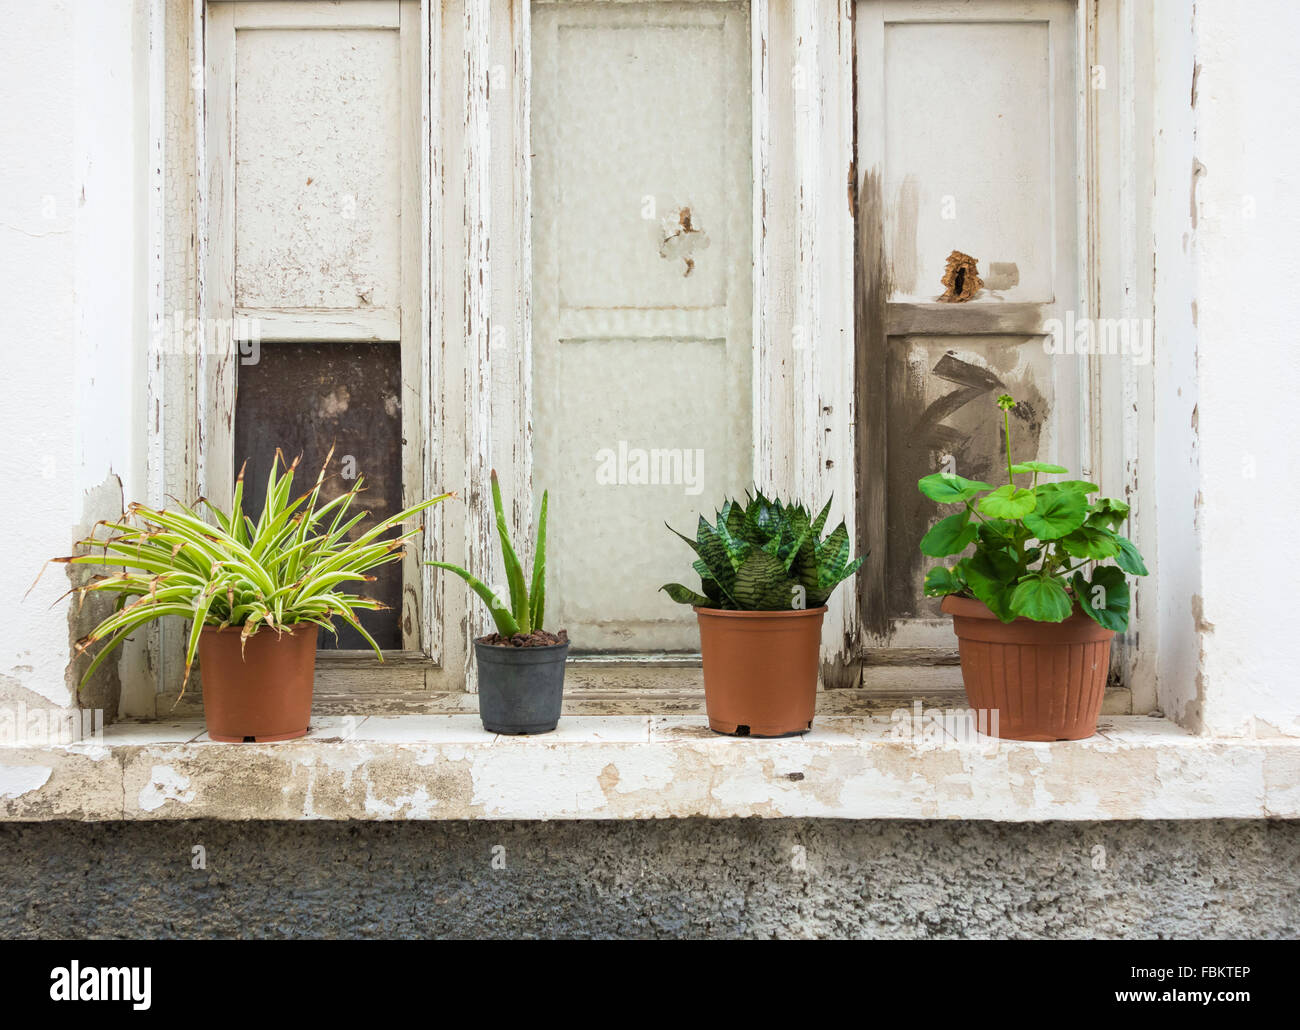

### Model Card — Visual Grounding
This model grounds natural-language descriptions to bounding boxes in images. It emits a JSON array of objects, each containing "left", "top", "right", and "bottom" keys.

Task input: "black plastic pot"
[{"left": 474, "top": 638, "right": 569, "bottom": 734}]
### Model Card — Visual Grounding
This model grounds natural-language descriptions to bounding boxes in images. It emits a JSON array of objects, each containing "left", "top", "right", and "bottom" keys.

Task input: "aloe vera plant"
[
  {"left": 428, "top": 470, "right": 549, "bottom": 637},
  {"left": 55, "top": 449, "right": 452, "bottom": 693},
  {"left": 661, "top": 493, "right": 866, "bottom": 611}
]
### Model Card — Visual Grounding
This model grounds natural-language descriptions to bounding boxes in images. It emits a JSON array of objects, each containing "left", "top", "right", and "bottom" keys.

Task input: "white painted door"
[
  {"left": 855, "top": 0, "right": 1084, "bottom": 648},
  {"left": 531, "top": 1, "right": 753, "bottom": 653}
]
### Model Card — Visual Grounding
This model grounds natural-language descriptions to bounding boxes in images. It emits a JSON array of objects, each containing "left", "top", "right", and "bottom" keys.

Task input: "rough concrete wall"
[{"left": 1, "top": 820, "right": 1295, "bottom": 939}]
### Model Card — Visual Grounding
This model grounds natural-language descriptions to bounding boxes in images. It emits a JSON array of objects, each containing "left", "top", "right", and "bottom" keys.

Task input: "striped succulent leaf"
[{"left": 662, "top": 492, "right": 867, "bottom": 611}]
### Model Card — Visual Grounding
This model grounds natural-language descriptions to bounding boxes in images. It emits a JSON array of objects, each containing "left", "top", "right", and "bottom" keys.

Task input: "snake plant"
[
  {"left": 428, "top": 470, "right": 548, "bottom": 637},
  {"left": 661, "top": 493, "right": 866, "bottom": 611},
  {"left": 54, "top": 449, "right": 452, "bottom": 693}
]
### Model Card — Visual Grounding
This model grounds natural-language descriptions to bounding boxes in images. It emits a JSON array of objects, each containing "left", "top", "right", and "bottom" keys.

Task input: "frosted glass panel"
[{"left": 532, "top": 2, "right": 753, "bottom": 652}]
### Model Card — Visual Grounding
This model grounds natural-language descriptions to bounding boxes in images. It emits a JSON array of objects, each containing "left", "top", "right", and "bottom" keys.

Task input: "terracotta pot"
[
  {"left": 695, "top": 606, "right": 826, "bottom": 737},
  {"left": 197, "top": 623, "right": 318, "bottom": 742},
  {"left": 942, "top": 595, "right": 1114, "bottom": 741}
]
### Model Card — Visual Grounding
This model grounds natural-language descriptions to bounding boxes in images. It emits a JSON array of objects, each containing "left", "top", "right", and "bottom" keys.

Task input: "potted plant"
[
  {"left": 661, "top": 494, "right": 865, "bottom": 737},
  {"left": 916, "top": 394, "right": 1149, "bottom": 741},
  {"left": 429, "top": 471, "right": 567, "bottom": 735},
  {"left": 57, "top": 451, "right": 451, "bottom": 741}
]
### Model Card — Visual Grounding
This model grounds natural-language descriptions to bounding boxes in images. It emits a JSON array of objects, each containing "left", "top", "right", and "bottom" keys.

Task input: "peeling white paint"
[
  {"left": 0, "top": 766, "right": 52, "bottom": 799},
  {"left": 137, "top": 764, "right": 194, "bottom": 811},
  {"left": 4, "top": 717, "right": 1299, "bottom": 823}
]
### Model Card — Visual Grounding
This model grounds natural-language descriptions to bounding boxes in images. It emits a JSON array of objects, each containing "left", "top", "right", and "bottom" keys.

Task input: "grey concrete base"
[{"left": 2, "top": 819, "right": 1296, "bottom": 939}]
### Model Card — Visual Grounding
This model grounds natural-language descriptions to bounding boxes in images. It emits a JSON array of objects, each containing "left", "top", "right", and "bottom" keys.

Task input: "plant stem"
[{"left": 1003, "top": 407, "right": 1014, "bottom": 484}]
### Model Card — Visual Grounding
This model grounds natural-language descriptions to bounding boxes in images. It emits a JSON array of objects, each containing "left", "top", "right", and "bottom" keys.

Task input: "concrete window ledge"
[{"left": 1, "top": 715, "right": 1297, "bottom": 822}]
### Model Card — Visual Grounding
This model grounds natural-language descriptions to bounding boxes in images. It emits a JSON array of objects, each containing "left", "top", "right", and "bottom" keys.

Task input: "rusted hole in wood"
[{"left": 939, "top": 250, "right": 983, "bottom": 302}]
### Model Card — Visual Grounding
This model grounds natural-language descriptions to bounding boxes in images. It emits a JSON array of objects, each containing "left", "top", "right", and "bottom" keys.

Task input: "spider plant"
[{"left": 54, "top": 449, "right": 452, "bottom": 694}]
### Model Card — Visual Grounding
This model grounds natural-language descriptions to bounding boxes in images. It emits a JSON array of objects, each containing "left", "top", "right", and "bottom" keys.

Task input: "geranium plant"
[{"left": 916, "top": 394, "right": 1147, "bottom": 630}]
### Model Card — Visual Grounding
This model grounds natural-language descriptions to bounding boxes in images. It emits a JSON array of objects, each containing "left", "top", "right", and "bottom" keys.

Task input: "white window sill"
[{"left": 2, "top": 714, "right": 1297, "bottom": 821}]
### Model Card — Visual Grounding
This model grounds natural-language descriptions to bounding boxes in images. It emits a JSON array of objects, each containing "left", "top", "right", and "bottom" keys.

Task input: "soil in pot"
[
  {"left": 942, "top": 594, "right": 1114, "bottom": 741},
  {"left": 197, "top": 623, "right": 318, "bottom": 742},
  {"left": 475, "top": 629, "right": 569, "bottom": 735},
  {"left": 695, "top": 606, "right": 826, "bottom": 737}
]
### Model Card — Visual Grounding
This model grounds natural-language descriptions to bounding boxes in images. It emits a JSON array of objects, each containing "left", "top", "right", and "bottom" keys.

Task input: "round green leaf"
[
  {"left": 1060, "top": 525, "right": 1121, "bottom": 560},
  {"left": 1023, "top": 484, "right": 1089, "bottom": 540},
  {"left": 1072, "top": 566, "right": 1131, "bottom": 632},
  {"left": 917, "top": 472, "right": 992, "bottom": 505},
  {"left": 960, "top": 550, "right": 1020, "bottom": 623},
  {"left": 1009, "top": 576, "right": 1073, "bottom": 622},
  {"left": 1057, "top": 480, "right": 1101, "bottom": 494},
  {"left": 919, "top": 512, "right": 978, "bottom": 557},
  {"left": 1010, "top": 461, "right": 1069, "bottom": 475},
  {"left": 978, "top": 484, "right": 1036, "bottom": 519},
  {"left": 923, "top": 566, "right": 962, "bottom": 597}
]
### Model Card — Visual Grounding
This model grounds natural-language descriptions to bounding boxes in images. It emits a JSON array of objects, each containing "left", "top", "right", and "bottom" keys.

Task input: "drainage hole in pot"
[
  {"left": 735, "top": 725, "right": 750, "bottom": 736},
  {"left": 243, "top": 736, "right": 256, "bottom": 743}
]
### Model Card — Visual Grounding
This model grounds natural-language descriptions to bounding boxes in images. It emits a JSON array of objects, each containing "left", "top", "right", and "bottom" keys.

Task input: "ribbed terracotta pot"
[
  {"left": 695, "top": 606, "right": 826, "bottom": 737},
  {"left": 942, "top": 595, "right": 1114, "bottom": 741},
  {"left": 197, "top": 623, "right": 318, "bottom": 742}
]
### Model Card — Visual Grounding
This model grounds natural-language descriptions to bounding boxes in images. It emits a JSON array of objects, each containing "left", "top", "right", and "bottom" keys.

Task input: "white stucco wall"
[
  {"left": 1189, "top": 0, "right": 1300, "bottom": 737},
  {"left": 0, "top": 0, "right": 148, "bottom": 711}
]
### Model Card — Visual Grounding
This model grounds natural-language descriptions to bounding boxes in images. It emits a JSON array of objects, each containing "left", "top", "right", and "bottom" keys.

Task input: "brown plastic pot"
[
  {"left": 942, "top": 595, "right": 1114, "bottom": 741},
  {"left": 197, "top": 623, "right": 318, "bottom": 742},
  {"left": 695, "top": 606, "right": 826, "bottom": 737}
]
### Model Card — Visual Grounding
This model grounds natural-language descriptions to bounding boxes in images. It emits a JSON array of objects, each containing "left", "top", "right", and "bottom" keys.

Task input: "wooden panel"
[
  {"left": 233, "top": 341, "right": 404, "bottom": 650},
  {"left": 233, "top": 23, "right": 403, "bottom": 311},
  {"left": 884, "top": 336, "right": 1054, "bottom": 620},
  {"left": 881, "top": 17, "right": 1057, "bottom": 301}
]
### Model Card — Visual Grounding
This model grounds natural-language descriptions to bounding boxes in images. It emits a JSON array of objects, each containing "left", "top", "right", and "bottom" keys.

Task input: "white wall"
[
  {"left": 1188, "top": 0, "right": 1300, "bottom": 736},
  {"left": 0, "top": 0, "right": 149, "bottom": 712}
]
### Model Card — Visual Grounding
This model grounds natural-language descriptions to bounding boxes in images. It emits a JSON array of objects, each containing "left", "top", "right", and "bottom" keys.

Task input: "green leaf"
[
  {"left": 1022, "top": 483, "right": 1089, "bottom": 540},
  {"left": 919, "top": 512, "right": 978, "bottom": 557},
  {"left": 529, "top": 490, "right": 549, "bottom": 630},
  {"left": 1009, "top": 576, "right": 1073, "bottom": 622},
  {"left": 1072, "top": 566, "right": 1131, "bottom": 632},
  {"left": 694, "top": 519, "right": 735, "bottom": 590},
  {"left": 923, "top": 566, "right": 962, "bottom": 597},
  {"left": 1057, "top": 480, "right": 1101, "bottom": 494},
  {"left": 1010, "top": 461, "right": 1069, "bottom": 475},
  {"left": 661, "top": 583, "right": 711, "bottom": 607},
  {"left": 733, "top": 551, "right": 797, "bottom": 610},
  {"left": 978, "top": 484, "right": 1036, "bottom": 519},
  {"left": 491, "top": 470, "right": 530, "bottom": 633},
  {"left": 917, "top": 472, "right": 993, "bottom": 505},
  {"left": 428, "top": 561, "right": 520, "bottom": 637},
  {"left": 976, "top": 519, "right": 1018, "bottom": 550},
  {"left": 1059, "top": 525, "right": 1121, "bottom": 560},
  {"left": 961, "top": 549, "right": 1020, "bottom": 622},
  {"left": 1087, "top": 496, "right": 1131, "bottom": 531},
  {"left": 1112, "top": 534, "right": 1149, "bottom": 576}
]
